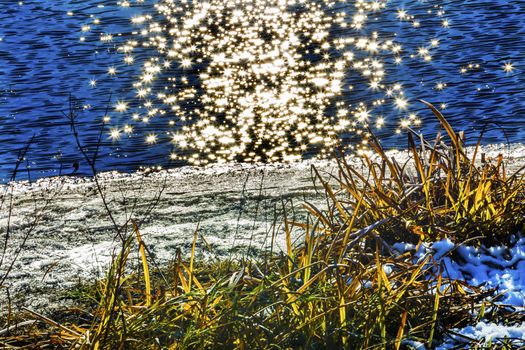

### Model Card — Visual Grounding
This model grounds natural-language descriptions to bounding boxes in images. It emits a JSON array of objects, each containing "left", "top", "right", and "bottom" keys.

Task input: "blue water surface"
[{"left": 0, "top": 0, "right": 524, "bottom": 182}]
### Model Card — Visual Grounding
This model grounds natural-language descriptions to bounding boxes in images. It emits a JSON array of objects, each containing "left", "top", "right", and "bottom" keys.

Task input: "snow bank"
[
  {"left": 437, "top": 321, "right": 525, "bottom": 349},
  {"left": 428, "top": 238, "right": 525, "bottom": 308}
]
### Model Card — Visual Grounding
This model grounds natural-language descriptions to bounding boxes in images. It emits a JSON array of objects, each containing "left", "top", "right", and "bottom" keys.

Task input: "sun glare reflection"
[{"left": 86, "top": 0, "right": 447, "bottom": 163}]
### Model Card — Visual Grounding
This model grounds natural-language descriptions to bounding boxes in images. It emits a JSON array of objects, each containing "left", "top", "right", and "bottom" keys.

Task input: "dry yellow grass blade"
[
  {"left": 283, "top": 208, "right": 294, "bottom": 275},
  {"left": 428, "top": 271, "right": 443, "bottom": 346},
  {"left": 21, "top": 307, "right": 82, "bottom": 339},
  {"left": 420, "top": 99, "right": 463, "bottom": 166},
  {"left": 339, "top": 294, "right": 348, "bottom": 346},
  {"left": 281, "top": 282, "right": 301, "bottom": 317},
  {"left": 376, "top": 247, "right": 392, "bottom": 293},
  {"left": 395, "top": 310, "right": 408, "bottom": 350},
  {"left": 312, "top": 166, "right": 350, "bottom": 223},
  {"left": 303, "top": 201, "right": 331, "bottom": 228},
  {"left": 189, "top": 223, "right": 199, "bottom": 292},
  {"left": 133, "top": 221, "right": 151, "bottom": 307},
  {"left": 182, "top": 263, "right": 205, "bottom": 292}
]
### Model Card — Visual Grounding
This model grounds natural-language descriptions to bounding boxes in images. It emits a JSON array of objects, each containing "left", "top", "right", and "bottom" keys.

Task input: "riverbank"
[
  {"left": 1, "top": 158, "right": 337, "bottom": 313},
  {"left": 1, "top": 143, "right": 524, "bottom": 313},
  {"left": 1, "top": 140, "right": 525, "bottom": 348}
]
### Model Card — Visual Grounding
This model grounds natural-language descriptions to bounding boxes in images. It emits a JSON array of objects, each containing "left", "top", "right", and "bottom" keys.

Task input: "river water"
[{"left": 1, "top": 0, "right": 524, "bottom": 182}]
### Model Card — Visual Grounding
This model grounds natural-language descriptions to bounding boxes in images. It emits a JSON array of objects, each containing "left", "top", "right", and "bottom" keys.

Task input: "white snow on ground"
[
  {"left": 0, "top": 157, "right": 342, "bottom": 312},
  {"left": 437, "top": 322, "right": 525, "bottom": 349},
  {"left": 432, "top": 238, "right": 525, "bottom": 348},
  {"left": 402, "top": 340, "right": 426, "bottom": 349},
  {"left": 394, "top": 237, "right": 525, "bottom": 348},
  {"left": 413, "top": 237, "right": 525, "bottom": 308}
]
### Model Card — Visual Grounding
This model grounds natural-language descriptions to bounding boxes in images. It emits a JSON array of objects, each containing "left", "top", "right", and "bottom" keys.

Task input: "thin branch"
[
  {"left": 65, "top": 94, "right": 124, "bottom": 241},
  {"left": 0, "top": 135, "right": 36, "bottom": 270}
]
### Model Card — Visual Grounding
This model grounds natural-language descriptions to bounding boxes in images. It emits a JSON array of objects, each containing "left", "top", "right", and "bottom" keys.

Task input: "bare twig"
[
  {"left": 0, "top": 135, "right": 36, "bottom": 271},
  {"left": 22, "top": 307, "right": 82, "bottom": 338},
  {"left": 64, "top": 93, "right": 124, "bottom": 242},
  {"left": 0, "top": 320, "right": 37, "bottom": 336}
]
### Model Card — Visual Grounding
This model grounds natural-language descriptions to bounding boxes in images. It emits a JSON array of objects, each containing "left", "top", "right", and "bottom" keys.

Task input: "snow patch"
[
  {"left": 437, "top": 321, "right": 525, "bottom": 349},
  {"left": 432, "top": 238, "right": 525, "bottom": 307}
]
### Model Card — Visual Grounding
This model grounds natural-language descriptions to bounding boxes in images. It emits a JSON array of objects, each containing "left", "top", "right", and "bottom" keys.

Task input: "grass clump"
[
  {"left": 3, "top": 225, "right": 487, "bottom": 349},
  {"left": 320, "top": 100, "right": 524, "bottom": 246},
  {"left": 1, "top": 102, "right": 524, "bottom": 349}
]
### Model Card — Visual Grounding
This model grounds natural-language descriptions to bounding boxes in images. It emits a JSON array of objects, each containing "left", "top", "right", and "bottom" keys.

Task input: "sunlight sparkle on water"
[
  {"left": 84, "top": 0, "right": 451, "bottom": 164},
  {"left": 503, "top": 62, "right": 515, "bottom": 73}
]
